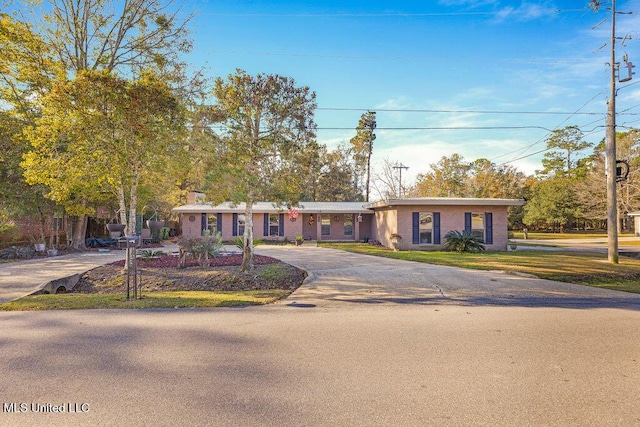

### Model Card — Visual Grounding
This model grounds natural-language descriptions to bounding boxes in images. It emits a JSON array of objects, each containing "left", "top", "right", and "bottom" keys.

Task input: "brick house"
[{"left": 172, "top": 195, "right": 524, "bottom": 251}]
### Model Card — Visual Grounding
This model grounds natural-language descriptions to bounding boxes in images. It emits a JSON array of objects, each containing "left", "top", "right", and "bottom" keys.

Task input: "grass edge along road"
[
  {"left": 0, "top": 290, "right": 291, "bottom": 311},
  {"left": 320, "top": 242, "right": 640, "bottom": 294}
]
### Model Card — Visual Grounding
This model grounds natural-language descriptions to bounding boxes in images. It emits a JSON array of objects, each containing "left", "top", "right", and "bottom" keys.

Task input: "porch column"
[
  {"left": 354, "top": 213, "right": 360, "bottom": 241},
  {"left": 316, "top": 213, "right": 323, "bottom": 241}
]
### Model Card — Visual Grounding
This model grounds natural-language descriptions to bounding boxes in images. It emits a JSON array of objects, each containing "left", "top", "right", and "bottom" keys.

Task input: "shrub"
[
  {"left": 159, "top": 227, "right": 171, "bottom": 241},
  {"left": 138, "top": 249, "right": 166, "bottom": 260},
  {"left": 443, "top": 230, "right": 485, "bottom": 253},
  {"left": 177, "top": 231, "right": 223, "bottom": 268},
  {"left": 232, "top": 236, "right": 264, "bottom": 251}
]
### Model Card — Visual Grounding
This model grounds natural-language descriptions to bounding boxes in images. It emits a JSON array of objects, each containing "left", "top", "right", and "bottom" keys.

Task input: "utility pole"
[
  {"left": 392, "top": 163, "right": 409, "bottom": 198},
  {"left": 606, "top": 0, "right": 619, "bottom": 264}
]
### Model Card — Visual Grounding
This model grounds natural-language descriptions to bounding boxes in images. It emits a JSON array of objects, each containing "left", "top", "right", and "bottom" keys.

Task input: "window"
[
  {"left": 413, "top": 212, "right": 441, "bottom": 245},
  {"left": 471, "top": 213, "right": 484, "bottom": 242},
  {"left": 321, "top": 215, "right": 331, "bottom": 236},
  {"left": 344, "top": 214, "right": 353, "bottom": 236},
  {"left": 419, "top": 212, "right": 433, "bottom": 244},
  {"left": 207, "top": 215, "right": 217, "bottom": 234},
  {"left": 269, "top": 214, "right": 279, "bottom": 237},
  {"left": 237, "top": 214, "right": 246, "bottom": 236}
]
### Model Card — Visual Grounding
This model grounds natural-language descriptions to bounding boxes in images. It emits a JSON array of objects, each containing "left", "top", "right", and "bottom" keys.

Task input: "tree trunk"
[
  {"left": 128, "top": 182, "right": 138, "bottom": 236},
  {"left": 71, "top": 214, "right": 88, "bottom": 249},
  {"left": 365, "top": 153, "right": 371, "bottom": 202},
  {"left": 117, "top": 186, "right": 128, "bottom": 229},
  {"left": 240, "top": 202, "right": 255, "bottom": 272}
]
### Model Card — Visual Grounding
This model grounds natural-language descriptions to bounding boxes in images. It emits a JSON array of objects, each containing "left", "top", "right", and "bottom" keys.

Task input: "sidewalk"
[{"left": 0, "top": 243, "right": 179, "bottom": 304}]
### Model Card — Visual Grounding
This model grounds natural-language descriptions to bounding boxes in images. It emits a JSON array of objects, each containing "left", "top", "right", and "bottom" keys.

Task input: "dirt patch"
[{"left": 74, "top": 254, "right": 307, "bottom": 294}]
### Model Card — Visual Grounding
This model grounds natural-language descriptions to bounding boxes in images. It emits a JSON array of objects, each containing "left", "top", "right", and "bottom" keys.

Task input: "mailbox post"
[{"left": 119, "top": 236, "right": 140, "bottom": 300}]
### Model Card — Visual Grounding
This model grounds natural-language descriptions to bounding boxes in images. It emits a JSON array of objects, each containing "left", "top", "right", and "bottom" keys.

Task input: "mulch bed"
[{"left": 74, "top": 254, "right": 307, "bottom": 294}]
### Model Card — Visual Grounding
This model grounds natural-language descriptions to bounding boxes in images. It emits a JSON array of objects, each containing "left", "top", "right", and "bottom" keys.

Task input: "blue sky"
[{"left": 182, "top": 0, "right": 640, "bottom": 183}]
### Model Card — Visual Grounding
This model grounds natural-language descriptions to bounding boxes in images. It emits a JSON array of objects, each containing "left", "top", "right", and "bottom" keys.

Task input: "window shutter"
[
  {"left": 263, "top": 213, "right": 269, "bottom": 236},
  {"left": 485, "top": 212, "right": 493, "bottom": 244},
  {"left": 279, "top": 213, "right": 285, "bottom": 236},
  {"left": 464, "top": 212, "right": 472, "bottom": 233},
  {"left": 433, "top": 212, "right": 441, "bottom": 244},
  {"left": 232, "top": 213, "right": 238, "bottom": 236},
  {"left": 412, "top": 212, "right": 419, "bottom": 244},
  {"left": 216, "top": 213, "right": 222, "bottom": 233},
  {"left": 201, "top": 213, "right": 207, "bottom": 235}
]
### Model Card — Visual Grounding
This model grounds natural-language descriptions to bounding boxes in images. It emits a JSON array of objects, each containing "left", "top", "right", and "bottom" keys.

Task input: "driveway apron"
[
  {"left": 0, "top": 251, "right": 127, "bottom": 303},
  {"left": 256, "top": 245, "right": 640, "bottom": 309}
]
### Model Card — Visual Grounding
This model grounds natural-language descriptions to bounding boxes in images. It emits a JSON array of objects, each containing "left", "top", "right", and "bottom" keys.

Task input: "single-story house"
[{"left": 172, "top": 194, "right": 524, "bottom": 251}]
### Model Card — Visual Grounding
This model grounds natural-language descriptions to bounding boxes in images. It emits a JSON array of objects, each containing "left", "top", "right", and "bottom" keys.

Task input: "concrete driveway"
[
  {"left": 2, "top": 246, "right": 640, "bottom": 426},
  {"left": 0, "top": 250, "right": 126, "bottom": 303},
  {"left": 256, "top": 245, "right": 640, "bottom": 310}
]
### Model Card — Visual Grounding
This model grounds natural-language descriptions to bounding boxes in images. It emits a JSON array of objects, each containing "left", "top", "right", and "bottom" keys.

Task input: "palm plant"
[{"left": 443, "top": 230, "right": 485, "bottom": 253}]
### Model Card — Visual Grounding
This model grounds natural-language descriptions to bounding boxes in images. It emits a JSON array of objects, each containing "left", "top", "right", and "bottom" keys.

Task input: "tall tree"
[
  {"left": 350, "top": 111, "right": 376, "bottom": 201},
  {"left": 314, "top": 143, "right": 361, "bottom": 201},
  {"left": 524, "top": 126, "right": 593, "bottom": 231},
  {"left": 538, "top": 126, "right": 592, "bottom": 179},
  {"left": 411, "top": 154, "right": 470, "bottom": 197},
  {"left": 523, "top": 178, "right": 581, "bottom": 232},
  {"left": 575, "top": 130, "right": 640, "bottom": 230},
  {"left": 371, "top": 158, "right": 404, "bottom": 200},
  {"left": 1, "top": 0, "right": 195, "bottom": 248},
  {"left": 206, "top": 69, "right": 317, "bottom": 271},
  {"left": 21, "top": 70, "right": 186, "bottom": 237}
]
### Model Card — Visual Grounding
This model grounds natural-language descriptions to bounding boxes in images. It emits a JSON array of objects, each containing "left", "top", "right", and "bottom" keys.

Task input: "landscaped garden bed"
[
  {"left": 75, "top": 254, "right": 305, "bottom": 294},
  {"left": 0, "top": 253, "right": 306, "bottom": 310}
]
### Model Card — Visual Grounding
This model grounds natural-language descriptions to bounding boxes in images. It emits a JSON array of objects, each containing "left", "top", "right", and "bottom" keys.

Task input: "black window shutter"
[
  {"left": 412, "top": 212, "right": 419, "bottom": 244},
  {"left": 232, "top": 213, "right": 238, "bottom": 236},
  {"left": 485, "top": 212, "right": 493, "bottom": 244},
  {"left": 201, "top": 213, "right": 207, "bottom": 235},
  {"left": 279, "top": 213, "right": 285, "bottom": 236},
  {"left": 263, "top": 213, "right": 269, "bottom": 236},
  {"left": 217, "top": 213, "right": 222, "bottom": 233},
  {"left": 464, "top": 212, "right": 472, "bottom": 233},
  {"left": 433, "top": 212, "right": 441, "bottom": 244}
]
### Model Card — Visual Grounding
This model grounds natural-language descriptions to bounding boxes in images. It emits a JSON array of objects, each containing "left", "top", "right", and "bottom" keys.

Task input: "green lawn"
[
  {"left": 320, "top": 242, "right": 640, "bottom": 294},
  {"left": 512, "top": 231, "right": 636, "bottom": 240},
  {"left": 0, "top": 290, "right": 290, "bottom": 311}
]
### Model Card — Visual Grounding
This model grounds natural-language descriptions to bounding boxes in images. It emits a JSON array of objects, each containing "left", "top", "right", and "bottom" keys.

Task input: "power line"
[
  {"left": 194, "top": 9, "right": 587, "bottom": 18},
  {"left": 317, "top": 107, "right": 612, "bottom": 116},
  {"left": 492, "top": 92, "right": 606, "bottom": 165},
  {"left": 316, "top": 126, "right": 554, "bottom": 131}
]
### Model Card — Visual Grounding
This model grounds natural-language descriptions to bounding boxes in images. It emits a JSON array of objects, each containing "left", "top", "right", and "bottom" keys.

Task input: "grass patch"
[
  {"left": 0, "top": 290, "right": 291, "bottom": 311},
  {"left": 511, "top": 231, "right": 636, "bottom": 240},
  {"left": 320, "top": 242, "right": 640, "bottom": 294}
]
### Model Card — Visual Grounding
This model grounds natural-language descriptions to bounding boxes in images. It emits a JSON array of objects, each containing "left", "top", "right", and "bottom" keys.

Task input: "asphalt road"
[{"left": 1, "top": 246, "right": 640, "bottom": 426}]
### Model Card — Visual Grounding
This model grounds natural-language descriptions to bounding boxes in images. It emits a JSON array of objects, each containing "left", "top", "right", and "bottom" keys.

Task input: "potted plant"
[
  {"left": 147, "top": 219, "right": 165, "bottom": 230},
  {"left": 106, "top": 222, "right": 125, "bottom": 233},
  {"left": 390, "top": 233, "right": 402, "bottom": 251},
  {"left": 18, "top": 214, "right": 49, "bottom": 252},
  {"left": 295, "top": 235, "right": 304, "bottom": 246}
]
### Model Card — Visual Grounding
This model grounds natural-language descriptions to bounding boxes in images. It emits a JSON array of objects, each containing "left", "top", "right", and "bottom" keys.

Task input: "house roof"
[
  {"left": 365, "top": 197, "right": 526, "bottom": 209},
  {"left": 172, "top": 201, "right": 373, "bottom": 214},
  {"left": 628, "top": 211, "right": 640, "bottom": 217}
]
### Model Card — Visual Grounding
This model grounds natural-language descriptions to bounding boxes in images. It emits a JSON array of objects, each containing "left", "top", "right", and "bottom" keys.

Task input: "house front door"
[{"left": 302, "top": 214, "right": 317, "bottom": 241}]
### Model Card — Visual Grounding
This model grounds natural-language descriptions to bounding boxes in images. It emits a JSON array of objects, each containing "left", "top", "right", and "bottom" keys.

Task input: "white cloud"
[{"left": 493, "top": 3, "right": 559, "bottom": 23}]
